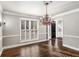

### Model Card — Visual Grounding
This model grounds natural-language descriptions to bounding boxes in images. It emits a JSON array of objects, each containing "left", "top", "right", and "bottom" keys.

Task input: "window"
[{"left": 20, "top": 18, "right": 39, "bottom": 42}]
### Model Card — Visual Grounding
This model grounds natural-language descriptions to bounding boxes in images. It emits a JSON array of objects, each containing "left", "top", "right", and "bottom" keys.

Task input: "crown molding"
[
  {"left": 2, "top": 10, "right": 41, "bottom": 19},
  {"left": 52, "top": 8, "right": 79, "bottom": 19},
  {"left": 52, "top": 1, "right": 79, "bottom": 18}
]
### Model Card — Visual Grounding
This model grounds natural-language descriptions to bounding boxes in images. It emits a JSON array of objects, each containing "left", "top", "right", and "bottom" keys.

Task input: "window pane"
[
  {"left": 31, "top": 21, "right": 34, "bottom": 29},
  {"left": 26, "top": 31, "right": 29, "bottom": 39},
  {"left": 35, "top": 31, "right": 37, "bottom": 38},
  {"left": 31, "top": 21, "right": 37, "bottom": 29},
  {"left": 35, "top": 21, "right": 37, "bottom": 29},
  {"left": 31, "top": 31, "right": 34, "bottom": 39},
  {"left": 21, "top": 31, "right": 25, "bottom": 40},
  {"left": 21, "top": 20, "right": 25, "bottom": 30},
  {"left": 26, "top": 21, "right": 29, "bottom": 29}
]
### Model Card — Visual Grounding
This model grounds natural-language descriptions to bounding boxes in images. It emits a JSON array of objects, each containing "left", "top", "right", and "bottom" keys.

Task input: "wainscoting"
[
  {"left": 2, "top": 39, "right": 79, "bottom": 57},
  {"left": 63, "top": 35, "right": 79, "bottom": 51},
  {"left": 1, "top": 39, "right": 70, "bottom": 57}
]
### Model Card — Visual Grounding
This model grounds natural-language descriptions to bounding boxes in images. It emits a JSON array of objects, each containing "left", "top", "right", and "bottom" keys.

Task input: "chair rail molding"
[{"left": 64, "top": 34, "right": 79, "bottom": 39}]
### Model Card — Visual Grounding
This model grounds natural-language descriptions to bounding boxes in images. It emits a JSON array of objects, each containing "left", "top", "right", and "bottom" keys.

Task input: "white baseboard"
[
  {"left": 63, "top": 44, "right": 79, "bottom": 51},
  {"left": 3, "top": 39, "right": 48, "bottom": 50},
  {"left": 0, "top": 49, "right": 3, "bottom": 56}
]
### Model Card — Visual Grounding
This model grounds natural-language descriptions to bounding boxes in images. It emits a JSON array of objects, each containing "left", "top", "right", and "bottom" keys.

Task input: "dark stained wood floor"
[{"left": 1, "top": 39, "right": 79, "bottom": 57}]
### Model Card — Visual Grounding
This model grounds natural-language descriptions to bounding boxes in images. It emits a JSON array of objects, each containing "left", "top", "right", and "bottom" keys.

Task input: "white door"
[{"left": 20, "top": 18, "right": 39, "bottom": 42}]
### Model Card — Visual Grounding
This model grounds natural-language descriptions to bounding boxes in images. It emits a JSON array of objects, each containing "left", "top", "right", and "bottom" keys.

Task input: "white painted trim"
[
  {"left": 39, "top": 33, "right": 46, "bottom": 34},
  {"left": 37, "top": 20, "right": 39, "bottom": 40},
  {"left": 0, "top": 5, "right": 3, "bottom": 56},
  {"left": 52, "top": 8, "right": 79, "bottom": 18},
  {"left": 3, "top": 11, "right": 40, "bottom": 19},
  {"left": 48, "top": 36, "right": 51, "bottom": 39},
  {"left": 20, "top": 18, "right": 38, "bottom": 21},
  {"left": 3, "top": 11, "right": 20, "bottom": 16},
  {"left": 0, "top": 49, "right": 3, "bottom": 56},
  {"left": 29, "top": 20, "right": 31, "bottom": 41},
  {"left": 64, "top": 35, "right": 79, "bottom": 39},
  {"left": 20, "top": 18, "right": 39, "bottom": 42},
  {"left": 3, "top": 39, "right": 48, "bottom": 50},
  {"left": 2, "top": 33, "right": 46, "bottom": 38},
  {"left": 3, "top": 35, "right": 20, "bottom": 38},
  {"left": 20, "top": 19, "right": 21, "bottom": 41},
  {"left": 25, "top": 20, "right": 26, "bottom": 42},
  {"left": 48, "top": 24, "right": 51, "bottom": 40},
  {"left": 63, "top": 44, "right": 79, "bottom": 51}
]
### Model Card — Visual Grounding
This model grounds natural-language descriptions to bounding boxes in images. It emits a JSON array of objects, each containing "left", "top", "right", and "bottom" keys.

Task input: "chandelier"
[
  {"left": 40, "top": 1, "right": 52, "bottom": 25},
  {"left": 40, "top": 1, "right": 52, "bottom": 39}
]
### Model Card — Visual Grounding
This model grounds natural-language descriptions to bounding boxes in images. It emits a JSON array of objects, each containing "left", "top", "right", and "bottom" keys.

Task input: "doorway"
[{"left": 51, "top": 21, "right": 56, "bottom": 39}]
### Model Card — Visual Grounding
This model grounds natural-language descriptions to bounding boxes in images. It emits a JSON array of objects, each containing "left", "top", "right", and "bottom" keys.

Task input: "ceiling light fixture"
[
  {"left": 40, "top": 1, "right": 52, "bottom": 39},
  {"left": 40, "top": 1, "right": 52, "bottom": 25}
]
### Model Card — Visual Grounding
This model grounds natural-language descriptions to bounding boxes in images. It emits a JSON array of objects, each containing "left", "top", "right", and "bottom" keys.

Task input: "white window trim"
[{"left": 20, "top": 18, "right": 39, "bottom": 42}]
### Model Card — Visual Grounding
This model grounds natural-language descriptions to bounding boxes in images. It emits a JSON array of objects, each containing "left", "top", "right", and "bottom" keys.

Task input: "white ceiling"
[{"left": 0, "top": 1, "right": 71, "bottom": 16}]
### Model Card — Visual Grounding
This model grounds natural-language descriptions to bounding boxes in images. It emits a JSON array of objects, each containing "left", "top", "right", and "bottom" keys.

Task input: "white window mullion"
[
  {"left": 25, "top": 20, "right": 26, "bottom": 40},
  {"left": 20, "top": 19, "right": 21, "bottom": 41},
  {"left": 34, "top": 21, "right": 35, "bottom": 40},
  {"left": 29, "top": 20, "right": 31, "bottom": 40},
  {"left": 37, "top": 21, "right": 39, "bottom": 40}
]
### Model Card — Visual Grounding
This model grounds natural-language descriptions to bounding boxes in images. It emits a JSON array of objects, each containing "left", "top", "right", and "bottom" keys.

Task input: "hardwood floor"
[{"left": 1, "top": 39, "right": 79, "bottom": 57}]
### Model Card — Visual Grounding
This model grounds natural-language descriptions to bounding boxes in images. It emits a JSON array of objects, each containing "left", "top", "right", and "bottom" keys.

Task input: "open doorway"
[
  {"left": 51, "top": 21, "right": 56, "bottom": 46},
  {"left": 51, "top": 21, "right": 56, "bottom": 39},
  {"left": 51, "top": 19, "right": 63, "bottom": 49}
]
